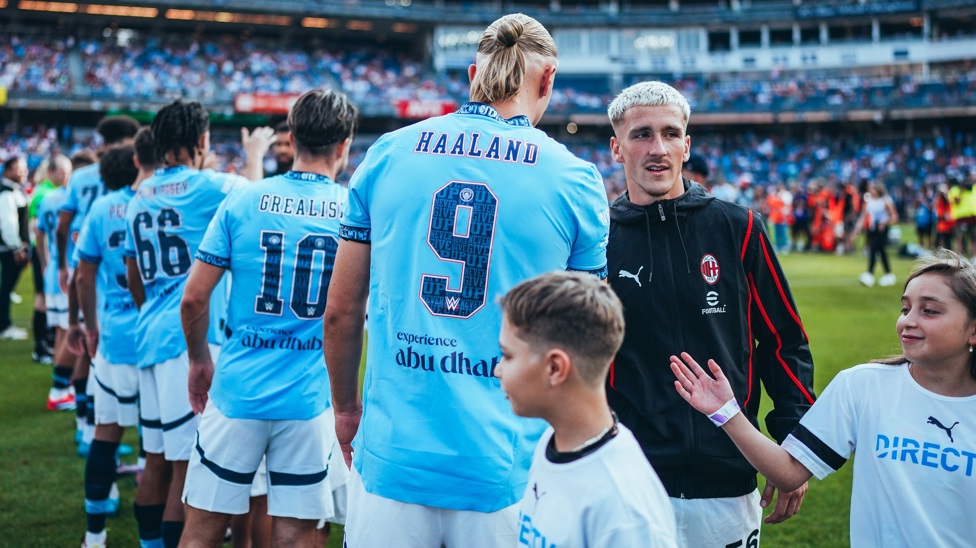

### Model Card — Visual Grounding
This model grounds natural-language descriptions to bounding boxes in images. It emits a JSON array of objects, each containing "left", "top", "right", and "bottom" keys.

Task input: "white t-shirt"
[
  {"left": 864, "top": 194, "right": 892, "bottom": 229},
  {"left": 782, "top": 362, "right": 976, "bottom": 547},
  {"left": 517, "top": 423, "right": 677, "bottom": 548}
]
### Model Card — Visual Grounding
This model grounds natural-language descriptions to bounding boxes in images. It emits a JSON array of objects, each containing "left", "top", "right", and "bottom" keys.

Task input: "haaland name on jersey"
[
  {"left": 257, "top": 193, "right": 342, "bottom": 219},
  {"left": 876, "top": 434, "right": 976, "bottom": 476},
  {"left": 414, "top": 130, "right": 540, "bottom": 165}
]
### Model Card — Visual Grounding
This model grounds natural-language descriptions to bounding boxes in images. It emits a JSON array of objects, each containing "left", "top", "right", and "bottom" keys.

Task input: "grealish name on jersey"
[
  {"left": 258, "top": 193, "right": 342, "bottom": 219},
  {"left": 414, "top": 130, "right": 540, "bottom": 165}
]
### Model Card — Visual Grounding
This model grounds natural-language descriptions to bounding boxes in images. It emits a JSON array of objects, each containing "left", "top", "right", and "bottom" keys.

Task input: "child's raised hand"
[{"left": 670, "top": 352, "right": 736, "bottom": 415}]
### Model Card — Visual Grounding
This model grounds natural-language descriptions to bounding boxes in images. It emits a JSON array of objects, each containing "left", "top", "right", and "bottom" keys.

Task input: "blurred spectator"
[
  {"left": 0, "top": 156, "right": 30, "bottom": 339},
  {"left": 682, "top": 154, "right": 710, "bottom": 187}
]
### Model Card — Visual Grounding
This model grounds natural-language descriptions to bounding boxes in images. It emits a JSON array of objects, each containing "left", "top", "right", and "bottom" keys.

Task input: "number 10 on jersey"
[{"left": 421, "top": 181, "right": 498, "bottom": 319}]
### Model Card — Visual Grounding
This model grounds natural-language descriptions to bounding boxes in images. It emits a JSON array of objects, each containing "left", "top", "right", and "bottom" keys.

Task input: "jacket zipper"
[{"left": 659, "top": 201, "right": 698, "bottom": 484}]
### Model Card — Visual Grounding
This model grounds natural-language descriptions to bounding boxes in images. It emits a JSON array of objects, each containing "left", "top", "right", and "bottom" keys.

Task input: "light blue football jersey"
[
  {"left": 341, "top": 102, "right": 610, "bottom": 512},
  {"left": 61, "top": 162, "right": 105, "bottom": 245},
  {"left": 75, "top": 188, "right": 140, "bottom": 366},
  {"left": 37, "top": 187, "right": 68, "bottom": 299},
  {"left": 123, "top": 165, "right": 247, "bottom": 367},
  {"left": 197, "top": 171, "right": 346, "bottom": 420}
]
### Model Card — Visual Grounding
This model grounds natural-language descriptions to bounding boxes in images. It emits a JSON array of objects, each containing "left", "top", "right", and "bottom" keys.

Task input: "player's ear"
[
  {"left": 546, "top": 348, "right": 572, "bottom": 387},
  {"left": 610, "top": 136, "right": 624, "bottom": 164},
  {"left": 468, "top": 63, "right": 477, "bottom": 84},
  {"left": 538, "top": 63, "right": 557, "bottom": 100}
]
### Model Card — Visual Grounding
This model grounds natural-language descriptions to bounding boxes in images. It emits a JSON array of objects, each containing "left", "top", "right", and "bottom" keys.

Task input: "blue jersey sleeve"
[
  {"left": 205, "top": 170, "right": 249, "bottom": 196},
  {"left": 197, "top": 197, "right": 233, "bottom": 269},
  {"left": 75, "top": 211, "right": 103, "bottom": 265},
  {"left": 61, "top": 179, "right": 80, "bottom": 214},
  {"left": 566, "top": 164, "right": 610, "bottom": 277},
  {"left": 341, "top": 137, "right": 392, "bottom": 243}
]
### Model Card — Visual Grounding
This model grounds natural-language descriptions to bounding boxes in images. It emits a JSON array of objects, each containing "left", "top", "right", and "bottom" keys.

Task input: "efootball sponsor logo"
[
  {"left": 700, "top": 254, "right": 720, "bottom": 285},
  {"left": 702, "top": 290, "right": 726, "bottom": 315}
]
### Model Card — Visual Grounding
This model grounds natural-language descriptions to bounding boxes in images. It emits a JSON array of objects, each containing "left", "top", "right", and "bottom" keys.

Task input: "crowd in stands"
[
  {"left": 4, "top": 123, "right": 973, "bottom": 225},
  {"left": 667, "top": 63, "right": 976, "bottom": 112},
  {"left": 0, "top": 35, "right": 71, "bottom": 95},
  {"left": 3, "top": 31, "right": 976, "bottom": 114}
]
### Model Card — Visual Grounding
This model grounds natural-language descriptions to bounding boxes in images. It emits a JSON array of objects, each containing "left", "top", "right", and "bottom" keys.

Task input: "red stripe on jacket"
[
  {"left": 748, "top": 268, "right": 816, "bottom": 405},
  {"left": 740, "top": 211, "right": 754, "bottom": 262},
  {"left": 758, "top": 232, "right": 809, "bottom": 341}
]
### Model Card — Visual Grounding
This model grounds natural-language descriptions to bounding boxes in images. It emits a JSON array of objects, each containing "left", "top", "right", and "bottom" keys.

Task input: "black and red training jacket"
[{"left": 607, "top": 180, "right": 816, "bottom": 499}]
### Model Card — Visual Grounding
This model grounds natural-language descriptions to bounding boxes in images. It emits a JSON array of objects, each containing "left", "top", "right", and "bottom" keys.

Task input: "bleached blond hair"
[{"left": 607, "top": 81, "right": 691, "bottom": 130}]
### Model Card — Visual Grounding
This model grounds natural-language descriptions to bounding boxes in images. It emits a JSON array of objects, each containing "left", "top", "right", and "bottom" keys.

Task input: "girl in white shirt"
[{"left": 671, "top": 248, "right": 976, "bottom": 547}]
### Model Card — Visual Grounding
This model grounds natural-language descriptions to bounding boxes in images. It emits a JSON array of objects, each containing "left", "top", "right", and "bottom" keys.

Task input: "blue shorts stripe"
[
  {"left": 95, "top": 375, "right": 138, "bottom": 404},
  {"left": 140, "top": 417, "right": 163, "bottom": 429},
  {"left": 194, "top": 433, "right": 256, "bottom": 485},
  {"left": 268, "top": 465, "right": 329, "bottom": 487},
  {"left": 161, "top": 411, "right": 196, "bottom": 432}
]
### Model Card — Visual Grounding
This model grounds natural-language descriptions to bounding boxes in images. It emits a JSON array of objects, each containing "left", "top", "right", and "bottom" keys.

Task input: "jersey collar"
[
  {"left": 154, "top": 165, "right": 192, "bottom": 176},
  {"left": 457, "top": 102, "right": 533, "bottom": 127},
  {"left": 283, "top": 171, "right": 334, "bottom": 184}
]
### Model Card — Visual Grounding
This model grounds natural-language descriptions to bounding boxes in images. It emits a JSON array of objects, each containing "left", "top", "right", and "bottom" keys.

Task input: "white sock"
[
  {"left": 83, "top": 423, "right": 95, "bottom": 445},
  {"left": 84, "top": 530, "right": 107, "bottom": 546}
]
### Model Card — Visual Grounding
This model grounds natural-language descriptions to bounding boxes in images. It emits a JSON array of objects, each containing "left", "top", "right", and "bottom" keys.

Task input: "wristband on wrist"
[{"left": 708, "top": 398, "right": 741, "bottom": 427}]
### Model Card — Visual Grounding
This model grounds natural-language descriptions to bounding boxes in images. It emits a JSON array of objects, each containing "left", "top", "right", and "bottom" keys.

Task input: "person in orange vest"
[{"left": 766, "top": 183, "right": 792, "bottom": 253}]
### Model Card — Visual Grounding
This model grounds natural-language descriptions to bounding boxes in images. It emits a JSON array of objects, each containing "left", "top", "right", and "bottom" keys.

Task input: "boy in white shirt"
[{"left": 496, "top": 271, "right": 678, "bottom": 547}]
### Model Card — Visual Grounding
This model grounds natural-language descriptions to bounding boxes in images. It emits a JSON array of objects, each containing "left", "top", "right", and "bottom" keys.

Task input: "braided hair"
[{"left": 151, "top": 100, "right": 209, "bottom": 167}]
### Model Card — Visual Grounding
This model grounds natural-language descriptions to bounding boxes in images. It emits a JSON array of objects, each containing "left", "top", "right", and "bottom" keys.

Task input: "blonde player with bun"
[{"left": 324, "top": 12, "right": 610, "bottom": 548}]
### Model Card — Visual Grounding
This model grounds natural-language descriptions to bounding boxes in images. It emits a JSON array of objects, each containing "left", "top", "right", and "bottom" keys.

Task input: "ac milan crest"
[{"left": 700, "top": 254, "right": 720, "bottom": 285}]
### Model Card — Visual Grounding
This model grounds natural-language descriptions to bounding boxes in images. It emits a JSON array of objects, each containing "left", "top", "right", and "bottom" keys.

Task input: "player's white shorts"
[
  {"left": 183, "top": 403, "right": 347, "bottom": 521},
  {"left": 44, "top": 291, "right": 68, "bottom": 330},
  {"left": 670, "top": 490, "right": 761, "bottom": 548},
  {"left": 139, "top": 347, "right": 218, "bottom": 461},
  {"left": 91, "top": 352, "right": 138, "bottom": 427},
  {"left": 343, "top": 467, "right": 517, "bottom": 547},
  {"left": 250, "top": 457, "right": 268, "bottom": 498}
]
